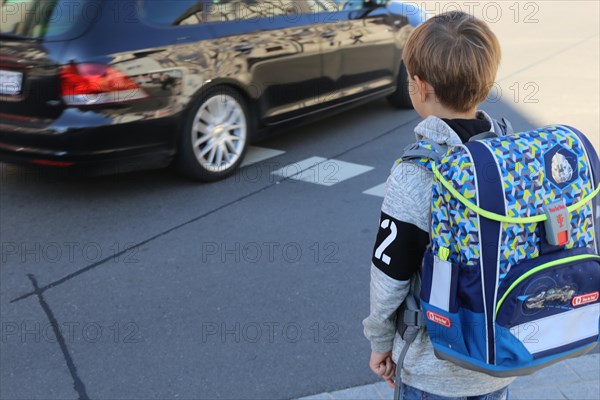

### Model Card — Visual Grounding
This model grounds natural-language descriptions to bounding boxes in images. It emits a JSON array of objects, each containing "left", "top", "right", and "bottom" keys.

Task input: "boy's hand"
[{"left": 369, "top": 351, "right": 396, "bottom": 388}]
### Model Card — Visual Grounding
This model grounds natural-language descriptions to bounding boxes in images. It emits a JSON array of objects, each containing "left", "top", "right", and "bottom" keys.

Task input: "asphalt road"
[
  {"left": 0, "top": 95, "right": 536, "bottom": 400},
  {"left": 1, "top": 2, "right": 599, "bottom": 399}
]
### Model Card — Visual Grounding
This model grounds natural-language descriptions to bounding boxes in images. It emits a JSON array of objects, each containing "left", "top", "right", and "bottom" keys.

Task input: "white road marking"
[
  {"left": 363, "top": 183, "right": 386, "bottom": 197},
  {"left": 271, "top": 157, "right": 374, "bottom": 186},
  {"left": 241, "top": 146, "right": 285, "bottom": 167}
]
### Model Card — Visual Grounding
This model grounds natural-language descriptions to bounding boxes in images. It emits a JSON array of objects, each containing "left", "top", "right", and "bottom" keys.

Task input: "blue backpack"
[{"left": 399, "top": 124, "right": 600, "bottom": 377}]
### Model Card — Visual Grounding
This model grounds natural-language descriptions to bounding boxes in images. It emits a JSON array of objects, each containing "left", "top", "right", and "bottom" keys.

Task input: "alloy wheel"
[{"left": 191, "top": 94, "right": 247, "bottom": 172}]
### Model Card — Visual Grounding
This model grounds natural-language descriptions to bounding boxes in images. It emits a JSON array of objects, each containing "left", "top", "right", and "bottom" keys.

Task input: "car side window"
[
  {"left": 138, "top": 0, "right": 385, "bottom": 27},
  {"left": 139, "top": 1, "right": 312, "bottom": 26},
  {"left": 138, "top": 1, "right": 205, "bottom": 26},
  {"left": 137, "top": 0, "right": 202, "bottom": 26},
  {"left": 218, "top": 1, "right": 309, "bottom": 21},
  {"left": 137, "top": 0, "right": 257, "bottom": 26},
  {"left": 337, "top": 0, "right": 365, "bottom": 11},
  {"left": 300, "top": 0, "right": 339, "bottom": 13},
  {"left": 300, "top": 0, "right": 366, "bottom": 14},
  {"left": 206, "top": 1, "right": 299, "bottom": 22}
]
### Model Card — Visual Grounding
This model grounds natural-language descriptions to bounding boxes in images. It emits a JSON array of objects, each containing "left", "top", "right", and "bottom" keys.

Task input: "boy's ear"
[{"left": 413, "top": 75, "right": 434, "bottom": 103}]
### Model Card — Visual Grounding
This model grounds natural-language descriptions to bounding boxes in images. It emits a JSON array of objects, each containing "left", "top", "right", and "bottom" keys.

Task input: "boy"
[{"left": 363, "top": 11, "right": 515, "bottom": 400}]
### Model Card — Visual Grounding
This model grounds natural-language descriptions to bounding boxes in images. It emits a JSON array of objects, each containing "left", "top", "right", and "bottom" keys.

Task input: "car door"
[
  {"left": 206, "top": 0, "right": 324, "bottom": 124},
  {"left": 315, "top": 0, "right": 399, "bottom": 103}
]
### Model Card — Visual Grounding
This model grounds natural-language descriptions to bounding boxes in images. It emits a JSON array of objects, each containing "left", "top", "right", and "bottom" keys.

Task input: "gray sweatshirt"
[{"left": 363, "top": 112, "right": 515, "bottom": 397}]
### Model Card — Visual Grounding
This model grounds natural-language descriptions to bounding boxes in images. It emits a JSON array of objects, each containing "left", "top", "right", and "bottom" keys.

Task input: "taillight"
[
  {"left": 60, "top": 63, "right": 148, "bottom": 106},
  {"left": 32, "top": 159, "right": 75, "bottom": 167}
]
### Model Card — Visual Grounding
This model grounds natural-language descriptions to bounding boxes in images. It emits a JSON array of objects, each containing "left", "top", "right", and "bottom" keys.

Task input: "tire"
[
  {"left": 176, "top": 87, "right": 251, "bottom": 181},
  {"left": 387, "top": 62, "right": 413, "bottom": 109}
]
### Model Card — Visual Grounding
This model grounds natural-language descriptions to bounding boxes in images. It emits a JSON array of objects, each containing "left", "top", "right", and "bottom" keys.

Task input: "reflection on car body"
[{"left": 0, "top": 0, "right": 425, "bottom": 180}]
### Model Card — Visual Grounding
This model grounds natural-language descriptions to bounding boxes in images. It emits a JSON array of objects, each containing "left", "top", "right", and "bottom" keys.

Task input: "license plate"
[{"left": 0, "top": 70, "right": 23, "bottom": 95}]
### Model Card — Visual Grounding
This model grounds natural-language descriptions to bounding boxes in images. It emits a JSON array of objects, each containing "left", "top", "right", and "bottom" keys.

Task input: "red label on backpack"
[
  {"left": 426, "top": 311, "right": 451, "bottom": 328},
  {"left": 572, "top": 291, "right": 599, "bottom": 307}
]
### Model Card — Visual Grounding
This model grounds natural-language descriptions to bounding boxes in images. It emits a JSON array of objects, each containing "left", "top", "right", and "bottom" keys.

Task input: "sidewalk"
[{"left": 299, "top": 353, "right": 599, "bottom": 400}]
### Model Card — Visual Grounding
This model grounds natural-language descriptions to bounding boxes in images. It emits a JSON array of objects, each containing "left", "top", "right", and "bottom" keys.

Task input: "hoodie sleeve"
[{"left": 363, "top": 161, "right": 432, "bottom": 353}]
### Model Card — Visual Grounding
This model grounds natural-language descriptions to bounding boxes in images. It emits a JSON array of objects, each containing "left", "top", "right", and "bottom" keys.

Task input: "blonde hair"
[{"left": 402, "top": 11, "right": 501, "bottom": 112}]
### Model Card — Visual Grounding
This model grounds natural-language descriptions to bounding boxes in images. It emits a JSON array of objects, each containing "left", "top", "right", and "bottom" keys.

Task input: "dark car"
[{"left": 0, "top": 0, "right": 424, "bottom": 181}]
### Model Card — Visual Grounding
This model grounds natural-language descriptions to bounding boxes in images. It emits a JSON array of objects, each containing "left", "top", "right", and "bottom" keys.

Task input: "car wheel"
[
  {"left": 176, "top": 87, "right": 250, "bottom": 181},
  {"left": 387, "top": 62, "right": 413, "bottom": 109}
]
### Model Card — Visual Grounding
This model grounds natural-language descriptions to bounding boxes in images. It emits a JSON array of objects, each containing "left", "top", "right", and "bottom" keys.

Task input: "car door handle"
[
  {"left": 132, "top": 49, "right": 166, "bottom": 58},
  {"left": 234, "top": 44, "right": 254, "bottom": 52}
]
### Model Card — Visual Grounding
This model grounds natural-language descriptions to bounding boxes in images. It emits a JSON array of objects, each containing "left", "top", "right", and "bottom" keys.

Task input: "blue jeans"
[{"left": 397, "top": 383, "right": 509, "bottom": 400}]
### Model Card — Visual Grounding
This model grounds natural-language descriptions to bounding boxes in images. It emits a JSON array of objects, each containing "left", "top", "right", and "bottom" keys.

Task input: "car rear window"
[{"left": 0, "top": 0, "right": 91, "bottom": 40}]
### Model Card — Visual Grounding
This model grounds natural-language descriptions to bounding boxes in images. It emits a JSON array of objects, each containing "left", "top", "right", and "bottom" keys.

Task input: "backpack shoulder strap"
[
  {"left": 399, "top": 117, "right": 512, "bottom": 164},
  {"left": 468, "top": 117, "right": 515, "bottom": 143},
  {"left": 398, "top": 139, "right": 448, "bottom": 170},
  {"left": 394, "top": 291, "right": 424, "bottom": 394},
  {"left": 493, "top": 117, "right": 514, "bottom": 136},
  {"left": 469, "top": 131, "right": 497, "bottom": 142}
]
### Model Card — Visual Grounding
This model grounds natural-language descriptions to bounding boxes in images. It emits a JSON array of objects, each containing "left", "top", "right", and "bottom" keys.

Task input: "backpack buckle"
[
  {"left": 403, "top": 309, "right": 424, "bottom": 328},
  {"left": 396, "top": 293, "right": 424, "bottom": 341}
]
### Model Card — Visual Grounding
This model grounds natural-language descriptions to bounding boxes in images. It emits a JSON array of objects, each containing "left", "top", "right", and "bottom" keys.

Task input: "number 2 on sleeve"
[{"left": 374, "top": 219, "right": 397, "bottom": 265}]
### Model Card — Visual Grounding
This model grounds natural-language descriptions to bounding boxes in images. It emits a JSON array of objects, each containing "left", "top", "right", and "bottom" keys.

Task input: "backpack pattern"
[
  {"left": 482, "top": 126, "right": 597, "bottom": 278},
  {"left": 431, "top": 147, "right": 480, "bottom": 266},
  {"left": 408, "top": 141, "right": 482, "bottom": 266},
  {"left": 417, "top": 125, "right": 600, "bottom": 377},
  {"left": 495, "top": 127, "right": 589, "bottom": 214}
]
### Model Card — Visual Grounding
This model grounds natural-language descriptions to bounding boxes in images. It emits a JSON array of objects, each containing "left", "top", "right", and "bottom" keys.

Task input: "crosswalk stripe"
[
  {"left": 363, "top": 182, "right": 386, "bottom": 197},
  {"left": 241, "top": 146, "right": 285, "bottom": 167},
  {"left": 271, "top": 157, "right": 374, "bottom": 186}
]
